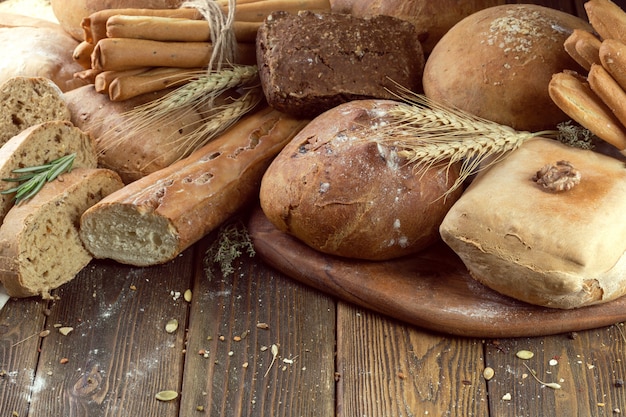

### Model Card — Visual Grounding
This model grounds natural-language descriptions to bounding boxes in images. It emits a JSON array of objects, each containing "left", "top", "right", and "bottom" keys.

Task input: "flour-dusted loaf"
[
  {"left": 0, "top": 168, "right": 124, "bottom": 298},
  {"left": 79, "top": 107, "right": 308, "bottom": 266},
  {"left": 260, "top": 99, "right": 464, "bottom": 261},
  {"left": 440, "top": 138, "right": 626, "bottom": 309},
  {"left": 0, "top": 76, "right": 71, "bottom": 147},
  {"left": 423, "top": 4, "right": 592, "bottom": 132},
  {"left": 256, "top": 11, "right": 425, "bottom": 119},
  {"left": 0, "top": 120, "right": 97, "bottom": 223}
]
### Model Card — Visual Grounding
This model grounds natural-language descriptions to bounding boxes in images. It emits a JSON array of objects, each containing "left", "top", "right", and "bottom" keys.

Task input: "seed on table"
[
  {"left": 483, "top": 367, "right": 495, "bottom": 380},
  {"left": 516, "top": 350, "right": 534, "bottom": 360}
]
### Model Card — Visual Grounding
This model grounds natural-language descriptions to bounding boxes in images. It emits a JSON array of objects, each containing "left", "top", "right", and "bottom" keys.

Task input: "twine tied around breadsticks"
[{"left": 97, "top": 0, "right": 264, "bottom": 168}]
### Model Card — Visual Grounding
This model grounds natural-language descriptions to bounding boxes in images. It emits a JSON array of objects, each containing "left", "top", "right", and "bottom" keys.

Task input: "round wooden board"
[{"left": 248, "top": 207, "right": 626, "bottom": 338}]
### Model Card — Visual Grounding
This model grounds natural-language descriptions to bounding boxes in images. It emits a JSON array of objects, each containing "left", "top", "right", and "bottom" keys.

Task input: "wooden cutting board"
[{"left": 248, "top": 207, "right": 626, "bottom": 338}]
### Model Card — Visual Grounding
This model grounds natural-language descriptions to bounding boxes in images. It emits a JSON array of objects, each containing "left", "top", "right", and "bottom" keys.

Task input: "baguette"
[
  {"left": 585, "top": 0, "right": 626, "bottom": 43},
  {"left": 599, "top": 39, "right": 626, "bottom": 92},
  {"left": 0, "top": 120, "right": 98, "bottom": 223},
  {"left": 0, "top": 76, "right": 70, "bottom": 147},
  {"left": 563, "top": 29, "right": 602, "bottom": 71},
  {"left": 588, "top": 63, "right": 626, "bottom": 129},
  {"left": 79, "top": 107, "right": 309, "bottom": 266},
  {"left": 0, "top": 168, "right": 124, "bottom": 298}
]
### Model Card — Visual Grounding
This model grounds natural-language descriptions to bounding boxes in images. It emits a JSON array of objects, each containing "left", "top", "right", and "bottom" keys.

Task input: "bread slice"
[
  {"left": 0, "top": 119, "right": 97, "bottom": 224},
  {"left": 0, "top": 168, "right": 124, "bottom": 298},
  {"left": 0, "top": 76, "right": 71, "bottom": 146}
]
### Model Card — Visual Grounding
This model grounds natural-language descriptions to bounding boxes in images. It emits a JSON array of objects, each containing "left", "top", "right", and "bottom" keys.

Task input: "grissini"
[
  {"left": 588, "top": 63, "right": 626, "bottom": 129},
  {"left": 79, "top": 106, "right": 309, "bottom": 266},
  {"left": 599, "top": 39, "right": 626, "bottom": 92},
  {"left": 106, "top": 15, "right": 261, "bottom": 43},
  {"left": 94, "top": 67, "right": 150, "bottom": 94},
  {"left": 563, "top": 29, "right": 601, "bottom": 71},
  {"left": 72, "top": 40, "right": 95, "bottom": 70},
  {"left": 548, "top": 70, "right": 626, "bottom": 151},
  {"left": 107, "top": 66, "right": 201, "bottom": 101},
  {"left": 584, "top": 0, "right": 626, "bottom": 44}
]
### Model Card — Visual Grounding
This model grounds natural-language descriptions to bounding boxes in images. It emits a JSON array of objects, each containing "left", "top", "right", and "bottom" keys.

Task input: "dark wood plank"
[
  {"left": 180, "top": 231, "right": 337, "bottom": 417},
  {"left": 24, "top": 248, "right": 196, "bottom": 417},
  {"left": 0, "top": 297, "right": 49, "bottom": 417},
  {"left": 485, "top": 324, "right": 626, "bottom": 416},
  {"left": 336, "top": 302, "right": 489, "bottom": 417}
]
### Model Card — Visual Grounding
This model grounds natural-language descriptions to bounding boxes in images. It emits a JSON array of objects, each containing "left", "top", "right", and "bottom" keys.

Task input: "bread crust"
[
  {"left": 440, "top": 138, "right": 626, "bottom": 309},
  {"left": 260, "top": 99, "right": 464, "bottom": 260},
  {"left": 79, "top": 106, "right": 308, "bottom": 266},
  {"left": 423, "top": 4, "right": 592, "bottom": 132}
]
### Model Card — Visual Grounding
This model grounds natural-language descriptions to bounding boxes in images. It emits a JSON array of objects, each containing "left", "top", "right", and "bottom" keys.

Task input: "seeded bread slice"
[
  {"left": 0, "top": 168, "right": 124, "bottom": 298},
  {"left": 0, "top": 76, "right": 71, "bottom": 146},
  {"left": 0, "top": 120, "right": 97, "bottom": 224}
]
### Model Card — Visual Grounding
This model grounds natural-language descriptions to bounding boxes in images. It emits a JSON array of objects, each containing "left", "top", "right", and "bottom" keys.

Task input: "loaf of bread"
[
  {"left": 329, "top": 0, "right": 504, "bottom": 54},
  {"left": 79, "top": 107, "right": 308, "bottom": 266},
  {"left": 0, "top": 76, "right": 71, "bottom": 147},
  {"left": 260, "top": 99, "right": 464, "bottom": 261},
  {"left": 423, "top": 4, "right": 592, "bottom": 132},
  {"left": 0, "top": 120, "right": 97, "bottom": 223},
  {"left": 64, "top": 85, "right": 204, "bottom": 183},
  {"left": 0, "top": 168, "right": 124, "bottom": 298},
  {"left": 440, "top": 138, "right": 626, "bottom": 309},
  {"left": 0, "top": 17, "right": 88, "bottom": 92},
  {"left": 256, "top": 11, "right": 424, "bottom": 119}
]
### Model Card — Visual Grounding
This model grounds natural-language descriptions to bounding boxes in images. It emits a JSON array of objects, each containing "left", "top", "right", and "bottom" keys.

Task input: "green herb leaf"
[{"left": 1, "top": 153, "right": 77, "bottom": 204}]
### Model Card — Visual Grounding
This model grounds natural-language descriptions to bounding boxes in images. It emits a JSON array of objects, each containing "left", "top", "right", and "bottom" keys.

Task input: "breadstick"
[
  {"left": 106, "top": 15, "right": 261, "bottom": 43},
  {"left": 599, "top": 39, "right": 626, "bottom": 92},
  {"left": 549, "top": 71, "right": 626, "bottom": 150},
  {"left": 91, "top": 38, "right": 213, "bottom": 71},
  {"left": 585, "top": 0, "right": 626, "bottom": 43},
  {"left": 72, "top": 41, "right": 95, "bottom": 70},
  {"left": 108, "top": 67, "right": 201, "bottom": 101},
  {"left": 73, "top": 68, "right": 101, "bottom": 84},
  {"left": 82, "top": 8, "right": 202, "bottom": 43},
  {"left": 563, "top": 29, "right": 601, "bottom": 71},
  {"left": 94, "top": 68, "right": 151, "bottom": 94},
  {"left": 588, "top": 63, "right": 626, "bottom": 129}
]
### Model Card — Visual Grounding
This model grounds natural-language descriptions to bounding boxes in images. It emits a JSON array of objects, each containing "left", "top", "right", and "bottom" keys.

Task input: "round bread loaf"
[
  {"left": 259, "top": 99, "right": 463, "bottom": 261},
  {"left": 329, "top": 0, "right": 505, "bottom": 54},
  {"left": 50, "top": 0, "right": 183, "bottom": 41},
  {"left": 423, "top": 4, "right": 592, "bottom": 132}
]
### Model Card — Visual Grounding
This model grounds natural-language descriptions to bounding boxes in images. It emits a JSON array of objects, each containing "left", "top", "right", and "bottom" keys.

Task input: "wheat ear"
[{"left": 380, "top": 88, "right": 557, "bottom": 194}]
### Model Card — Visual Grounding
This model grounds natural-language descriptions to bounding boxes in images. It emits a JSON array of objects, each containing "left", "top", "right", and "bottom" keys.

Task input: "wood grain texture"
[
  {"left": 336, "top": 302, "right": 489, "bottom": 417},
  {"left": 180, "top": 234, "right": 337, "bottom": 417},
  {"left": 24, "top": 250, "right": 195, "bottom": 417}
]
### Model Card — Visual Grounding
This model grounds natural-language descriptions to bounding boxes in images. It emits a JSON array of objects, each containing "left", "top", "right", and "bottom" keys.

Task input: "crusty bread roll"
[
  {"left": 260, "top": 99, "right": 463, "bottom": 261},
  {"left": 423, "top": 4, "right": 592, "bottom": 132},
  {"left": 0, "top": 76, "right": 70, "bottom": 147},
  {"left": 440, "top": 138, "right": 626, "bottom": 309},
  {"left": 0, "top": 120, "right": 98, "bottom": 224},
  {"left": 0, "top": 16, "right": 88, "bottom": 92},
  {"left": 0, "top": 168, "right": 124, "bottom": 298},
  {"left": 79, "top": 107, "right": 308, "bottom": 267},
  {"left": 329, "top": 0, "right": 504, "bottom": 54}
]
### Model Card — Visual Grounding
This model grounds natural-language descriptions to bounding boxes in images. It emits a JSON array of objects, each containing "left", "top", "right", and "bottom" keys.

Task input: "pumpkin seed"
[
  {"left": 59, "top": 327, "right": 74, "bottom": 336},
  {"left": 184, "top": 289, "right": 192, "bottom": 303},
  {"left": 515, "top": 350, "right": 534, "bottom": 360},
  {"left": 483, "top": 367, "right": 495, "bottom": 381},
  {"left": 165, "top": 319, "right": 179, "bottom": 334},
  {"left": 155, "top": 390, "right": 178, "bottom": 402}
]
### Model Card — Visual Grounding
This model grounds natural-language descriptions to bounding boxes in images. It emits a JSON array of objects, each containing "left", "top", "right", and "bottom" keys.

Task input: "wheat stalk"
[
  {"left": 98, "top": 64, "right": 261, "bottom": 165},
  {"left": 379, "top": 87, "right": 558, "bottom": 194}
]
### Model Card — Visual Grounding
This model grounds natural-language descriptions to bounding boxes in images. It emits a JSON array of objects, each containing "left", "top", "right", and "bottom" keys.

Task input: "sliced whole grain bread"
[
  {"left": 0, "top": 168, "right": 124, "bottom": 298},
  {"left": 0, "top": 119, "right": 97, "bottom": 224},
  {"left": 0, "top": 76, "right": 71, "bottom": 146}
]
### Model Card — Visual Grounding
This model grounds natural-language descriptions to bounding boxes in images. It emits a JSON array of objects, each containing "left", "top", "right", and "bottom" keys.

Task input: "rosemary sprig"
[{"left": 1, "top": 153, "right": 76, "bottom": 204}]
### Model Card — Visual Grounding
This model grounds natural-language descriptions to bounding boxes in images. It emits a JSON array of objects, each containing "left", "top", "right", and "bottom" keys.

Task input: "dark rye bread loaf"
[{"left": 256, "top": 11, "right": 425, "bottom": 118}]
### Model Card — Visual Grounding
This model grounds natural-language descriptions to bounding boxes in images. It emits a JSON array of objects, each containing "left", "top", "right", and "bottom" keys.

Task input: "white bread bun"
[
  {"left": 260, "top": 99, "right": 464, "bottom": 261},
  {"left": 423, "top": 4, "right": 592, "bottom": 132},
  {"left": 440, "top": 138, "right": 626, "bottom": 309}
]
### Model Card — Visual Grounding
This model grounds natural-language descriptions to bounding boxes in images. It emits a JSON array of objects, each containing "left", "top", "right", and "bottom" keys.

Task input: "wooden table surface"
[{"left": 2, "top": 0, "right": 626, "bottom": 416}]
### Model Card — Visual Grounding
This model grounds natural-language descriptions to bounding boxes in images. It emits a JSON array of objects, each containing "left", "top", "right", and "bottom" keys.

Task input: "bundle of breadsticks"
[
  {"left": 72, "top": 0, "right": 331, "bottom": 101},
  {"left": 549, "top": 0, "right": 626, "bottom": 153}
]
